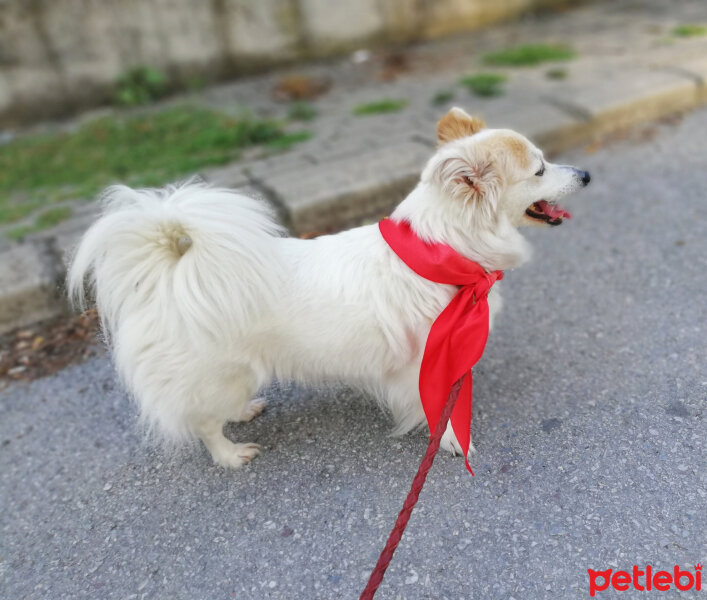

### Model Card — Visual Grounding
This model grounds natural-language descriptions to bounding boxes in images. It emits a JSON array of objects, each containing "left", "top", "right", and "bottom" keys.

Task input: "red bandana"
[{"left": 379, "top": 219, "right": 503, "bottom": 474}]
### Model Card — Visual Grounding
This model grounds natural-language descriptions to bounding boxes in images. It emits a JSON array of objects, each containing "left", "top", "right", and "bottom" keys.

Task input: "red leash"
[
  {"left": 360, "top": 219, "right": 501, "bottom": 598},
  {"left": 359, "top": 378, "right": 463, "bottom": 600}
]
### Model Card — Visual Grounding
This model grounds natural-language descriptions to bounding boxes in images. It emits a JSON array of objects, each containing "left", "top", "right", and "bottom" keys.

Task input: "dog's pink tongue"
[{"left": 536, "top": 200, "right": 571, "bottom": 220}]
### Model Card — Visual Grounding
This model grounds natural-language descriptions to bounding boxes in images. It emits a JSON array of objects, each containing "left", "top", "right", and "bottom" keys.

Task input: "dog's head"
[{"left": 423, "top": 107, "right": 590, "bottom": 229}]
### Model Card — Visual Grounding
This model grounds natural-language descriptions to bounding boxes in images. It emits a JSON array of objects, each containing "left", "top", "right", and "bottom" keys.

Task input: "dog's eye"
[{"left": 535, "top": 164, "right": 545, "bottom": 177}]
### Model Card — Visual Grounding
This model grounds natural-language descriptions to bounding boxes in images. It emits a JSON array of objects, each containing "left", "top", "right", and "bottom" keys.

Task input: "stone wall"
[{"left": 0, "top": 0, "right": 568, "bottom": 124}]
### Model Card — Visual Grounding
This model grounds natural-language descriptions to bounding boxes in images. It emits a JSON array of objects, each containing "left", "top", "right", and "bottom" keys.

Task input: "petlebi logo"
[{"left": 588, "top": 564, "right": 702, "bottom": 596}]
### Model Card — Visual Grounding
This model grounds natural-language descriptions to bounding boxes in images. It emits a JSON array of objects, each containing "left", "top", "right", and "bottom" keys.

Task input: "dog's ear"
[
  {"left": 437, "top": 107, "right": 486, "bottom": 144},
  {"left": 453, "top": 160, "right": 500, "bottom": 210},
  {"left": 431, "top": 151, "right": 502, "bottom": 218}
]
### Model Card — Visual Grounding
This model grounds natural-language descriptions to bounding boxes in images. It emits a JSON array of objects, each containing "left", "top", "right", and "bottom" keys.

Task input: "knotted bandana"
[{"left": 379, "top": 218, "right": 503, "bottom": 474}]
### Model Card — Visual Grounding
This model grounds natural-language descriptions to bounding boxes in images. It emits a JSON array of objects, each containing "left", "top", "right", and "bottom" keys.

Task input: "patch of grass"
[
  {"left": 459, "top": 73, "right": 508, "bottom": 97},
  {"left": 431, "top": 90, "right": 455, "bottom": 106},
  {"left": 545, "top": 67, "right": 568, "bottom": 80},
  {"left": 6, "top": 227, "right": 33, "bottom": 241},
  {"left": 114, "top": 66, "right": 168, "bottom": 106},
  {"left": 185, "top": 75, "right": 206, "bottom": 91},
  {"left": 483, "top": 44, "right": 575, "bottom": 67},
  {"left": 352, "top": 99, "right": 408, "bottom": 116},
  {"left": 36, "top": 205, "right": 73, "bottom": 228},
  {"left": 8, "top": 206, "right": 73, "bottom": 240},
  {"left": 672, "top": 24, "right": 707, "bottom": 37},
  {"left": 0, "top": 106, "right": 310, "bottom": 227},
  {"left": 0, "top": 202, "right": 42, "bottom": 225},
  {"left": 287, "top": 101, "right": 318, "bottom": 121},
  {"left": 265, "top": 131, "right": 313, "bottom": 152}
]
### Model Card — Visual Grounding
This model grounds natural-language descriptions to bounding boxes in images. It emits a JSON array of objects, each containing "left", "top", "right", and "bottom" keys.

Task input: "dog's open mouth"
[{"left": 525, "top": 200, "right": 572, "bottom": 226}]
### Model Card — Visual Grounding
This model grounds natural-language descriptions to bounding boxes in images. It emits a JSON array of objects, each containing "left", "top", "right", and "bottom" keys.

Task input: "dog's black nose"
[{"left": 580, "top": 171, "right": 591, "bottom": 186}]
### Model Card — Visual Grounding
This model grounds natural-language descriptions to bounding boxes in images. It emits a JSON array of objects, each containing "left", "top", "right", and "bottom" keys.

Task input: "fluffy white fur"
[{"left": 68, "top": 107, "right": 590, "bottom": 468}]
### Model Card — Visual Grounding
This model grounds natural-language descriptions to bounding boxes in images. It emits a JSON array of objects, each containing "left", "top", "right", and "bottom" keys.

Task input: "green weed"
[
  {"left": 431, "top": 90, "right": 455, "bottom": 106},
  {"left": 353, "top": 99, "right": 408, "bottom": 116},
  {"left": 459, "top": 73, "right": 508, "bottom": 97},
  {"left": 545, "top": 68, "right": 568, "bottom": 80},
  {"left": 672, "top": 24, "right": 707, "bottom": 37},
  {"left": 114, "top": 66, "right": 168, "bottom": 106},
  {"left": 483, "top": 44, "right": 575, "bottom": 67},
  {"left": 265, "top": 131, "right": 313, "bottom": 151},
  {"left": 8, "top": 206, "right": 74, "bottom": 240},
  {"left": 287, "top": 102, "right": 318, "bottom": 121}
]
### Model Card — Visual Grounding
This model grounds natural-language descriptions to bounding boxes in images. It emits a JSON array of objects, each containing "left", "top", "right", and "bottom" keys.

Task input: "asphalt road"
[{"left": 2, "top": 109, "right": 706, "bottom": 600}]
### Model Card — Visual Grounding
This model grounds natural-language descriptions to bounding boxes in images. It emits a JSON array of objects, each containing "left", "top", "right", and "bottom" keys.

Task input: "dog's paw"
[
  {"left": 212, "top": 442, "right": 261, "bottom": 469},
  {"left": 439, "top": 423, "right": 475, "bottom": 458},
  {"left": 238, "top": 398, "right": 266, "bottom": 422}
]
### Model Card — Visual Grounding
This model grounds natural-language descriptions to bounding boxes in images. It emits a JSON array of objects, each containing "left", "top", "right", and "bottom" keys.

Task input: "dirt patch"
[{"left": 0, "top": 309, "right": 102, "bottom": 386}]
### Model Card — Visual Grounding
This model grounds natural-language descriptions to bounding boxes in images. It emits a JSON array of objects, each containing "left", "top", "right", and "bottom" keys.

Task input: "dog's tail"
[{"left": 67, "top": 181, "right": 284, "bottom": 438}]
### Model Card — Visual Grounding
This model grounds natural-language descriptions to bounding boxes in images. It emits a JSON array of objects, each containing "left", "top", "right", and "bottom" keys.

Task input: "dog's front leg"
[
  {"left": 384, "top": 362, "right": 474, "bottom": 459},
  {"left": 440, "top": 422, "right": 475, "bottom": 458},
  {"left": 382, "top": 363, "right": 427, "bottom": 437}
]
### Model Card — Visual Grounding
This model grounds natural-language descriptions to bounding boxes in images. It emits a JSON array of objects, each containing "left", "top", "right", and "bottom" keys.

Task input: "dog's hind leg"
[
  {"left": 235, "top": 397, "right": 267, "bottom": 422},
  {"left": 194, "top": 418, "right": 261, "bottom": 468},
  {"left": 189, "top": 366, "right": 263, "bottom": 468}
]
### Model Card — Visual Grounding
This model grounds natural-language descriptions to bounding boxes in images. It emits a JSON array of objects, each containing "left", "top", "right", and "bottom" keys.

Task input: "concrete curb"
[
  {"left": 2, "top": 56, "right": 707, "bottom": 335},
  {"left": 0, "top": 241, "right": 66, "bottom": 335}
]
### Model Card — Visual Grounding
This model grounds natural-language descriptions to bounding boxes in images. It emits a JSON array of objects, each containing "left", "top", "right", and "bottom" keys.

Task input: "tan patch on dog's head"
[
  {"left": 487, "top": 133, "right": 531, "bottom": 170},
  {"left": 437, "top": 107, "right": 486, "bottom": 145}
]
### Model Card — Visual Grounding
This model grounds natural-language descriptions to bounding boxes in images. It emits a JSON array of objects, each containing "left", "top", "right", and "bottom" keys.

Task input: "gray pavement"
[{"left": 2, "top": 108, "right": 707, "bottom": 599}]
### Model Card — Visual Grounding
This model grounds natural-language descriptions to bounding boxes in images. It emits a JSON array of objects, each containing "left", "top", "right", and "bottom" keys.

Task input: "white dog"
[{"left": 68, "top": 107, "right": 590, "bottom": 468}]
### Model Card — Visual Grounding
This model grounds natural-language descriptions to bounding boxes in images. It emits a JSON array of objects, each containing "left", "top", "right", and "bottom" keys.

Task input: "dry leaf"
[{"left": 272, "top": 75, "right": 331, "bottom": 102}]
